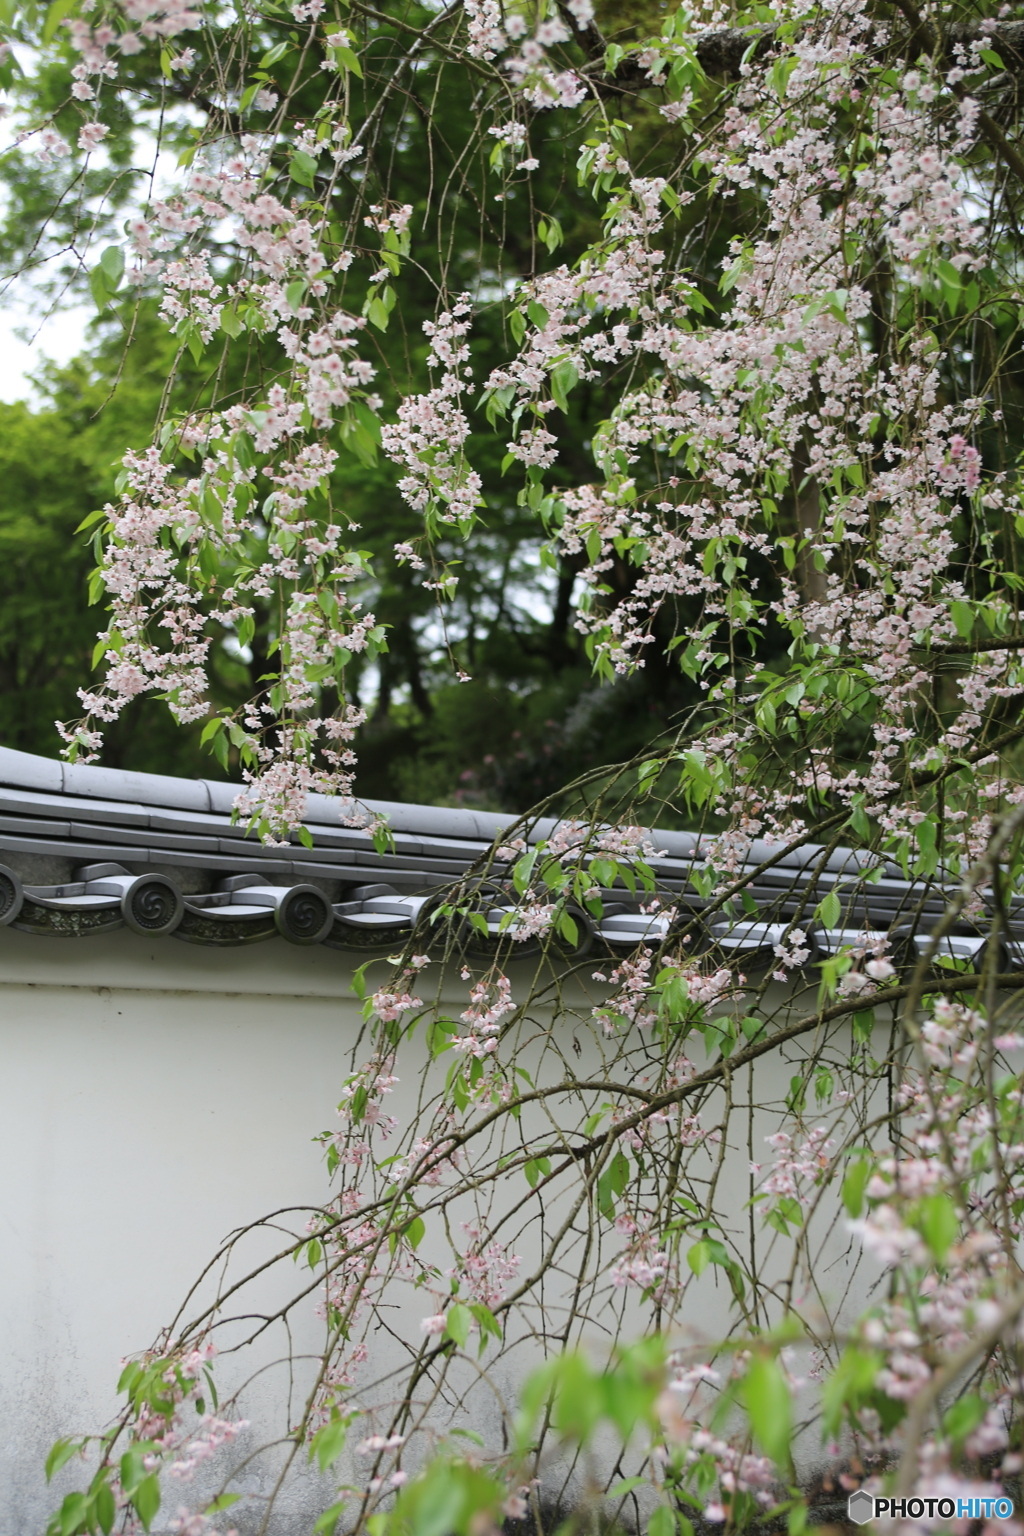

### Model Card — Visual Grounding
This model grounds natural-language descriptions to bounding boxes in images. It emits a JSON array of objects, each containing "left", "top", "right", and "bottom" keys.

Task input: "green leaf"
[
  {"left": 917, "top": 1192, "right": 958, "bottom": 1261},
  {"left": 372, "top": 819, "right": 394, "bottom": 856},
  {"left": 120, "top": 1448, "right": 146, "bottom": 1497},
  {"left": 310, "top": 1417, "right": 347, "bottom": 1473},
  {"left": 43, "top": 0, "right": 78, "bottom": 44},
  {"left": 936, "top": 258, "right": 962, "bottom": 291},
  {"left": 550, "top": 359, "right": 578, "bottom": 413},
  {"left": 220, "top": 305, "right": 244, "bottom": 337},
  {"left": 818, "top": 890, "right": 841, "bottom": 929},
  {"left": 45, "top": 1439, "right": 81, "bottom": 1483},
  {"left": 552, "top": 1351, "right": 600, "bottom": 1439},
  {"left": 333, "top": 44, "right": 362, "bottom": 76},
  {"left": 943, "top": 1393, "right": 986, "bottom": 1447},
  {"left": 687, "top": 1239, "right": 710, "bottom": 1277},
  {"left": 470, "top": 1302, "right": 502, "bottom": 1345},
  {"left": 822, "top": 1346, "right": 883, "bottom": 1437},
  {"left": 58, "top": 1493, "right": 90, "bottom": 1536},
  {"left": 367, "top": 295, "right": 390, "bottom": 331},
  {"left": 608, "top": 1477, "right": 647, "bottom": 1500},
  {"left": 95, "top": 1482, "right": 116, "bottom": 1536},
  {"left": 259, "top": 39, "right": 291, "bottom": 66},
  {"left": 117, "top": 1362, "right": 143, "bottom": 1400},
  {"left": 406, "top": 1214, "right": 425, "bottom": 1249},
  {"left": 512, "top": 847, "right": 538, "bottom": 895},
  {"left": 853, "top": 1008, "right": 875, "bottom": 1042},
  {"left": 951, "top": 600, "right": 974, "bottom": 639},
  {"left": 449, "top": 1426, "right": 486, "bottom": 1444},
  {"left": 842, "top": 1159, "right": 870, "bottom": 1218},
  {"left": 286, "top": 279, "right": 307, "bottom": 313},
  {"left": 589, "top": 855, "right": 617, "bottom": 889},
  {"left": 427, "top": 1016, "right": 457, "bottom": 1056},
  {"left": 353, "top": 399, "right": 381, "bottom": 442},
  {"left": 509, "top": 309, "right": 526, "bottom": 345},
  {"left": 100, "top": 245, "right": 124, "bottom": 288},
  {"left": 89, "top": 264, "right": 114, "bottom": 311},
  {"left": 445, "top": 1302, "right": 473, "bottom": 1348},
  {"left": 541, "top": 215, "right": 563, "bottom": 253},
  {"left": 557, "top": 911, "right": 579, "bottom": 947},
  {"left": 289, "top": 149, "right": 318, "bottom": 188},
  {"left": 345, "top": 420, "right": 378, "bottom": 467},
  {"left": 314, "top": 1500, "right": 347, "bottom": 1535},
  {"left": 597, "top": 1147, "right": 629, "bottom": 1219},
  {"left": 205, "top": 1493, "right": 243, "bottom": 1513},
  {"left": 649, "top": 1507, "right": 677, "bottom": 1536},
  {"left": 133, "top": 1474, "right": 161, "bottom": 1532},
  {"left": 527, "top": 300, "right": 549, "bottom": 330},
  {"left": 745, "top": 1353, "right": 792, "bottom": 1468},
  {"left": 74, "top": 507, "right": 109, "bottom": 535}
]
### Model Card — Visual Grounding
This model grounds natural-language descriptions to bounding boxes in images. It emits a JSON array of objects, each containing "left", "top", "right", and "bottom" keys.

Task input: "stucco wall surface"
[
  {"left": 0, "top": 930, "right": 364, "bottom": 1534},
  {"left": 0, "top": 929, "right": 888, "bottom": 1535}
]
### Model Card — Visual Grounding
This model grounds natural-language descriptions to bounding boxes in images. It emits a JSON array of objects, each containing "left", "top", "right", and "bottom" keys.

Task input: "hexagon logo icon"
[{"left": 848, "top": 1489, "right": 874, "bottom": 1525}]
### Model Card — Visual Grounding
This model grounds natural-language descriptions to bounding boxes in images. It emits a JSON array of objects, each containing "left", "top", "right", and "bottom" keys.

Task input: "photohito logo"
[{"left": 847, "top": 1491, "right": 1016, "bottom": 1524}]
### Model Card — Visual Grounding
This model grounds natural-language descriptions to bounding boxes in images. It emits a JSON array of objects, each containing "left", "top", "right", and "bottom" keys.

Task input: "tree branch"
[{"left": 591, "top": 16, "right": 1024, "bottom": 87}]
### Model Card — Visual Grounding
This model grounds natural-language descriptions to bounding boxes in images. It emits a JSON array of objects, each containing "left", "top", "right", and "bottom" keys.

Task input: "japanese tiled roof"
[{"left": 0, "top": 745, "right": 995, "bottom": 967}]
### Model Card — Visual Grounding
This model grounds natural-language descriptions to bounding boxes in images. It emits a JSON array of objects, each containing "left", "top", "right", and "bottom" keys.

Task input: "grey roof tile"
[
  {"left": 0, "top": 745, "right": 64, "bottom": 794},
  {"left": 0, "top": 815, "right": 71, "bottom": 838},
  {"left": 61, "top": 761, "right": 211, "bottom": 812},
  {"left": 287, "top": 826, "right": 375, "bottom": 851},
  {"left": 147, "top": 807, "right": 248, "bottom": 837},
  {"left": 0, "top": 833, "right": 147, "bottom": 862},
  {"left": 416, "top": 836, "right": 492, "bottom": 860},
  {"left": 0, "top": 786, "right": 150, "bottom": 826},
  {"left": 69, "top": 822, "right": 224, "bottom": 855},
  {"left": 0, "top": 744, "right": 994, "bottom": 963},
  {"left": 380, "top": 854, "right": 477, "bottom": 875},
  {"left": 305, "top": 793, "right": 515, "bottom": 842},
  {"left": 199, "top": 780, "right": 237, "bottom": 815},
  {"left": 0, "top": 788, "right": 68, "bottom": 816}
]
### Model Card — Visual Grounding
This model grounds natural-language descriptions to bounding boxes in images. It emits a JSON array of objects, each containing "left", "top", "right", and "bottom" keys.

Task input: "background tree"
[{"left": 0, "top": 0, "right": 737, "bottom": 809}]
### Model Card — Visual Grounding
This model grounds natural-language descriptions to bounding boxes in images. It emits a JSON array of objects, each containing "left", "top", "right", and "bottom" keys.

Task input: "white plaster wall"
[
  {"left": 0, "top": 930, "right": 888, "bottom": 1534},
  {"left": 0, "top": 930, "right": 362, "bottom": 1535}
]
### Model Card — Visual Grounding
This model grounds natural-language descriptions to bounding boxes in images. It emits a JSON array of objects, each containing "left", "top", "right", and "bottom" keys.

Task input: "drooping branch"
[{"left": 589, "top": 15, "right": 1024, "bottom": 87}]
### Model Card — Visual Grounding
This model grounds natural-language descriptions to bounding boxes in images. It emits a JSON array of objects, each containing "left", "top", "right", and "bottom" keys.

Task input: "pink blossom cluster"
[
  {"left": 759, "top": 1126, "right": 834, "bottom": 1205},
  {"left": 381, "top": 297, "right": 483, "bottom": 531},
  {"left": 453, "top": 973, "right": 514, "bottom": 1058},
  {"left": 611, "top": 1213, "right": 671, "bottom": 1292},
  {"left": 449, "top": 1225, "right": 521, "bottom": 1310},
  {"left": 102, "top": 1341, "right": 249, "bottom": 1529}
]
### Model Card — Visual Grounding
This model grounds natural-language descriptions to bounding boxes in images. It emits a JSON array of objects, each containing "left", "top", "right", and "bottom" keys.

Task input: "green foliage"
[
  {"left": 310, "top": 1416, "right": 349, "bottom": 1473},
  {"left": 515, "top": 1337, "right": 668, "bottom": 1453},
  {"left": 380, "top": 1457, "right": 504, "bottom": 1536},
  {"left": 743, "top": 1353, "right": 792, "bottom": 1470},
  {"left": 0, "top": 331, "right": 251, "bottom": 773}
]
